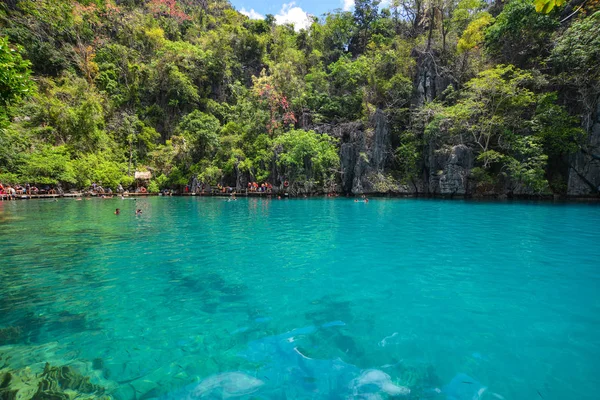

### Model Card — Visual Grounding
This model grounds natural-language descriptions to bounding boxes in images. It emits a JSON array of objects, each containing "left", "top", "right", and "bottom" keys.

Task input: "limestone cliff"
[{"left": 567, "top": 96, "right": 600, "bottom": 196}]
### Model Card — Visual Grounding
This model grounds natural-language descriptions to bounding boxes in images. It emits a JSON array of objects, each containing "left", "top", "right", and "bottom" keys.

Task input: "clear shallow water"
[{"left": 1, "top": 197, "right": 599, "bottom": 399}]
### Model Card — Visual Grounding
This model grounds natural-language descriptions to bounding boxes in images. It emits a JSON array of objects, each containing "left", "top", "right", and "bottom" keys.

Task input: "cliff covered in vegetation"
[{"left": 1, "top": 0, "right": 599, "bottom": 197}]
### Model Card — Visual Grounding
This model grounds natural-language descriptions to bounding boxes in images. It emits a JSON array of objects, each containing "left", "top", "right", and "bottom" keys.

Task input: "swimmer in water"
[
  {"left": 115, "top": 208, "right": 120, "bottom": 215},
  {"left": 135, "top": 209, "right": 142, "bottom": 215}
]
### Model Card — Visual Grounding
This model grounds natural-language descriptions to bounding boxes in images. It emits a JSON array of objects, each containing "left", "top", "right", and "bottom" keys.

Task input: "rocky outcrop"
[
  {"left": 427, "top": 145, "right": 473, "bottom": 196},
  {"left": 323, "top": 109, "right": 402, "bottom": 194},
  {"left": 413, "top": 51, "right": 452, "bottom": 107},
  {"left": 567, "top": 97, "right": 600, "bottom": 196}
]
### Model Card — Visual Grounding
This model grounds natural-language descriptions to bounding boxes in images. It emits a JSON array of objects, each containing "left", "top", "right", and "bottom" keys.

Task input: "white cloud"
[
  {"left": 275, "top": 3, "right": 311, "bottom": 31},
  {"left": 342, "top": 0, "right": 393, "bottom": 11},
  {"left": 239, "top": 2, "right": 312, "bottom": 31},
  {"left": 240, "top": 7, "right": 264, "bottom": 20}
]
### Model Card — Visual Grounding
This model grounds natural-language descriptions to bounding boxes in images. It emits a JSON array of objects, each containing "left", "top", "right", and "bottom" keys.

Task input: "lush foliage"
[
  {"left": 0, "top": 35, "right": 34, "bottom": 128},
  {"left": 0, "top": 0, "right": 596, "bottom": 194}
]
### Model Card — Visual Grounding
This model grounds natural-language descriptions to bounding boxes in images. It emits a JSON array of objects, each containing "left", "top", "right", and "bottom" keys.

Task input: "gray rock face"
[
  {"left": 414, "top": 54, "right": 452, "bottom": 107},
  {"left": 428, "top": 145, "right": 473, "bottom": 196},
  {"left": 331, "top": 110, "right": 394, "bottom": 194},
  {"left": 568, "top": 98, "right": 600, "bottom": 196},
  {"left": 190, "top": 175, "right": 199, "bottom": 192}
]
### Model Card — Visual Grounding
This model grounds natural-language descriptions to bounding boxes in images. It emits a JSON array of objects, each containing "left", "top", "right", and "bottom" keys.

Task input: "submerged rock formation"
[{"left": 0, "top": 363, "right": 110, "bottom": 400}]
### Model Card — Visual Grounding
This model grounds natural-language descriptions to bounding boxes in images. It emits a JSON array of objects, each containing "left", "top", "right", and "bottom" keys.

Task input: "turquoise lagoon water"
[{"left": 1, "top": 197, "right": 599, "bottom": 399}]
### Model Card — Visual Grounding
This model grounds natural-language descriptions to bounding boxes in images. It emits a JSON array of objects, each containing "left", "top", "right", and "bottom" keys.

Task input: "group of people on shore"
[
  {"left": 0, "top": 181, "right": 139, "bottom": 200},
  {"left": 77, "top": 183, "right": 151, "bottom": 198},
  {"left": 89, "top": 183, "right": 145, "bottom": 196},
  {"left": 248, "top": 182, "right": 273, "bottom": 193},
  {"left": 0, "top": 182, "right": 59, "bottom": 200}
]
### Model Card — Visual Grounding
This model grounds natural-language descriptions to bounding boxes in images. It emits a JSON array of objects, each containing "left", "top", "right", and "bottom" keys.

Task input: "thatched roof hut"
[{"left": 134, "top": 171, "right": 152, "bottom": 180}]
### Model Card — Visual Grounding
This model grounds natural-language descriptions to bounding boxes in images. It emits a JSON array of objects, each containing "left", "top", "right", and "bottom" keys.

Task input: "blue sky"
[{"left": 229, "top": 0, "right": 376, "bottom": 31}]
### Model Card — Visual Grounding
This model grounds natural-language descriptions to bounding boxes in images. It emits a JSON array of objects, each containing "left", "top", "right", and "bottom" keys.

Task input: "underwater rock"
[
  {"left": 18, "top": 313, "right": 47, "bottom": 344},
  {"left": 162, "top": 372, "right": 263, "bottom": 399},
  {"left": 0, "top": 371, "right": 20, "bottom": 399},
  {"left": 238, "top": 325, "right": 416, "bottom": 398},
  {"left": 0, "top": 326, "right": 22, "bottom": 345},
  {"left": 190, "top": 372, "right": 264, "bottom": 398},
  {"left": 442, "top": 373, "right": 504, "bottom": 400},
  {"left": 350, "top": 369, "right": 410, "bottom": 397},
  {"left": 0, "top": 362, "right": 110, "bottom": 400},
  {"left": 32, "top": 363, "right": 104, "bottom": 400},
  {"left": 39, "top": 362, "right": 105, "bottom": 395},
  {"left": 92, "top": 359, "right": 103, "bottom": 371},
  {"left": 50, "top": 312, "right": 87, "bottom": 333},
  {"left": 166, "top": 325, "right": 435, "bottom": 399},
  {"left": 130, "top": 379, "right": 160, "bottom": 400},
  {"left": 110, "top": 384, "right": 134, "bottom": 400}
]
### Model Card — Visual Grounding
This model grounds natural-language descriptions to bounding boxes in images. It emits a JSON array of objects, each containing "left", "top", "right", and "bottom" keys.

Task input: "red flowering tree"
[
  {"left": 147, "top": 0, "right": 191, "bottom": 22},
  {"left": 252, "top": 71, "right": 296, "bottom": 137}
]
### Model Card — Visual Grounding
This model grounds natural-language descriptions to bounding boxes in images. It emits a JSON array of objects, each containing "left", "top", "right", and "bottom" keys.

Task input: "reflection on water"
[{"left": 1, "top": 197, "right": 599, "bottom": 399}]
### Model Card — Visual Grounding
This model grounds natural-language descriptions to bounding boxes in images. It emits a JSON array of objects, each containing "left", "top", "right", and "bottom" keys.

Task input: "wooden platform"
[
  {"left": 179, "top": 191, "right": 276, "bottom": 197},
  {"left": 2, "top": 191, "right": 279, "bottom": 200},
  {"left": 3, "top": 192, "right": 159, "bottom": 200}
]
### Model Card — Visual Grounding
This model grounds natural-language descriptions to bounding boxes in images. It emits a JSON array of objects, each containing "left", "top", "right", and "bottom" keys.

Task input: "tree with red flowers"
[
  {"left": 147, "top": 0, "right": 191, "bottom": 23},
  {"left": 252, "top": 70, "right": 296, "bottom": 137}
]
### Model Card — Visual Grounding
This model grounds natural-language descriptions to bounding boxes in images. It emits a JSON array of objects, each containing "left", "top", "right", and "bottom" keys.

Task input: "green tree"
[
  {"left": 0, "top": 36, "right": 34, "bottom": 108},
  {"left": 0, "top": 36, "right": 35, "bottom": 128},
  {"left": 27, "top": 75, "right": 108, "bottom": 153},
  {"left": 18, "top": 146, "right": 75, "bottom": 185},
  {"left": 273, "top": 129, "right": 340, "bottom": 187},
  {"left": 178, "top": 110, "right": 220, "bottom": 161},
  {"left": 485, "top": 0, "right": 559, "bottom": 68},
  {"left": 72, "top": 153, "right": 131, "bottom": 189},
  {"left": 352, "top": 0, "right": 381, "bottom": 55},
  {"left": 445, "top": 65, "right": 537, "bottom": 168},
  {"left": 550, "top": 11, "right": 600, "bottom": 129},
  {"left": 533, "top": 93, "right": 585, "bottom": 157}
]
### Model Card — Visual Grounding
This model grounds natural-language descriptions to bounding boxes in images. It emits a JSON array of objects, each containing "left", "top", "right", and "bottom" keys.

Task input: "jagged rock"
[
  {"left": 567, "top": 98, "right": 600, "bottom": 196},
  {"left": 322, "top": 109, "right": 393, "bottom": 194},
  {"left": 413, "top": 52, "right": 452, "bottom": 107},
  {"left": 428, "top": 145, "right": 473, "bottom": 196},
  {"left": 190, "top": 175, "right": 199, "bottom": 193}
]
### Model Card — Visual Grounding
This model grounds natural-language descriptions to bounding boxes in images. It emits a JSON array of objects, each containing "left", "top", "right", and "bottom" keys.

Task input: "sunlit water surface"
[{"left": 1, "top": 197, "right": 599, "bottom": 399}]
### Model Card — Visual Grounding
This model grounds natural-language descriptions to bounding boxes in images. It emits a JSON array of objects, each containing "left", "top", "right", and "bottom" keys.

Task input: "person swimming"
[
  {"left": 115, "top": 208, "right": 120, "bottom": 215},
  {"left": 135, "top": 209, "right": 142, "bottom": 215}
]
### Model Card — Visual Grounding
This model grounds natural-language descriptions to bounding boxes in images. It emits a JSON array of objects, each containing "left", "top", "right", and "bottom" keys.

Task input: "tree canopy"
[{"left": 0, "top": 0, "right": 597, "bottom": 195}]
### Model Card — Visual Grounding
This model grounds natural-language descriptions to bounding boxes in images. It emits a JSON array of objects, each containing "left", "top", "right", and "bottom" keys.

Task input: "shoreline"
[{"left": 3, "top": 191, "right": 599, "bottom": 203}]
